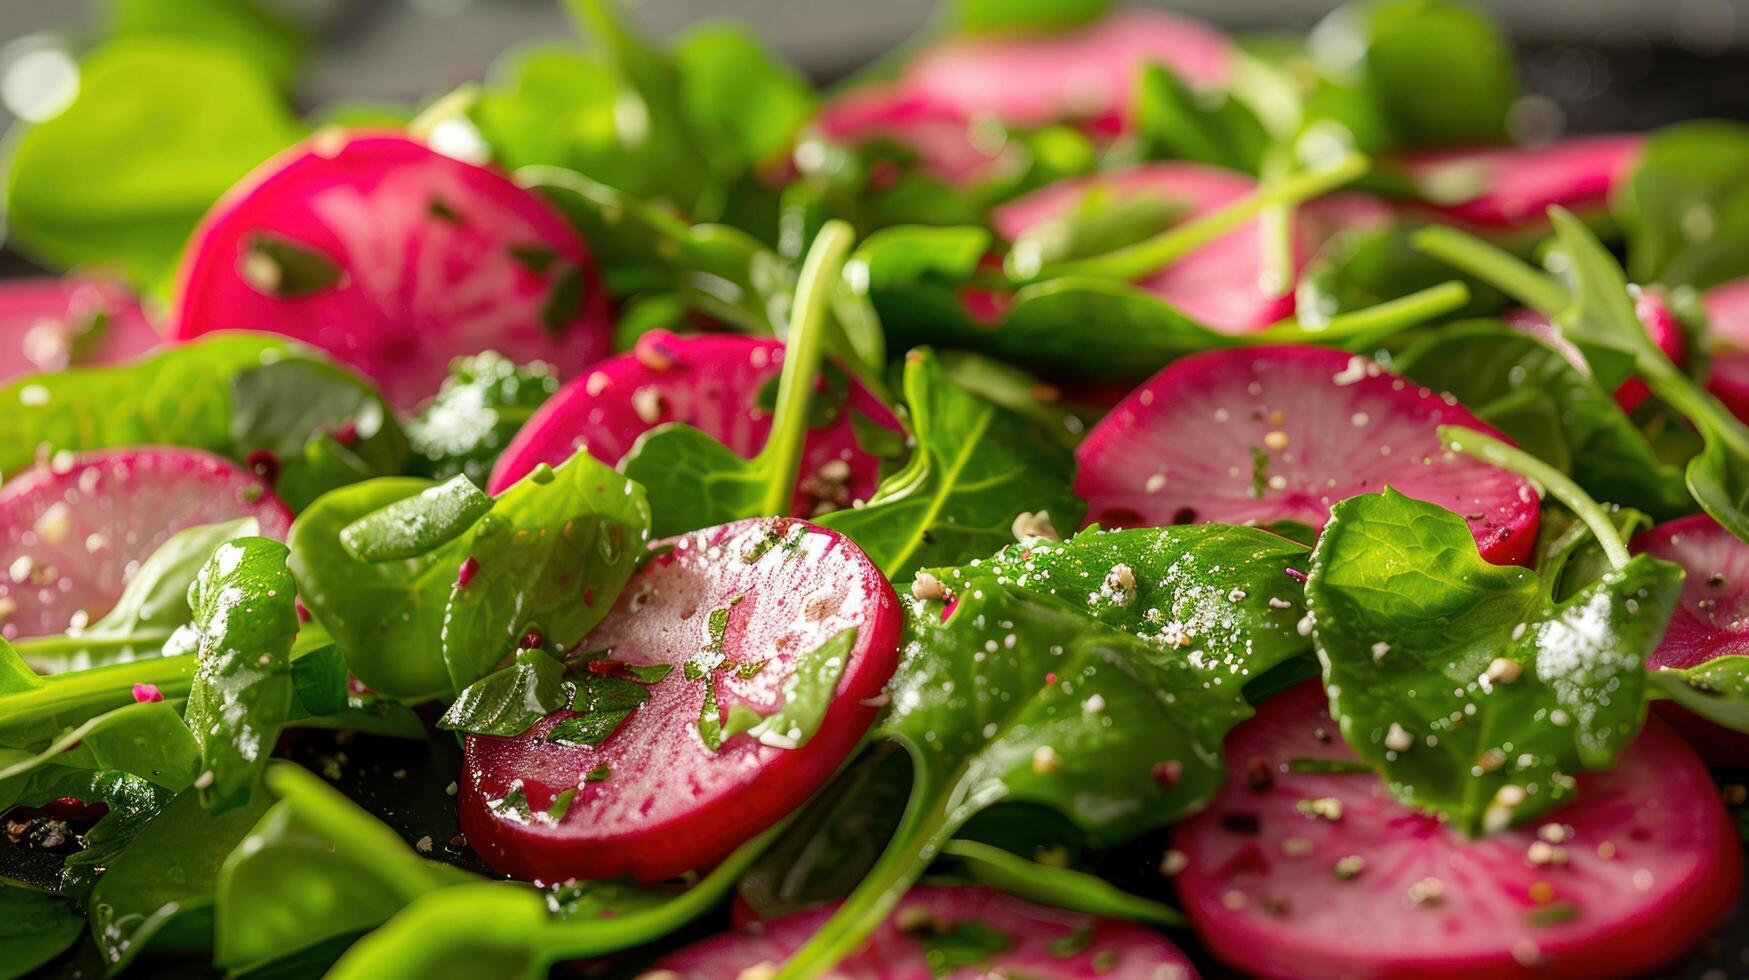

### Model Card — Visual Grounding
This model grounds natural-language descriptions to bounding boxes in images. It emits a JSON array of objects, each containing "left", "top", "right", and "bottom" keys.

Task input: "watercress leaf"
[
  {"left": 405, "top": 353, "right": 559, "bottom": 487},
  {"left": 228, "top": 357, "right": 409, "bottom": 512},
  {"left": 672, "top": 23, "right": 815, "bottom": 170},
  {"left": 1647, "top": 655, "right": 1749, "bottom": 733},
  {"left": 437, "top": 649, "right": 570, "bottom": 738},
  {"left": 1615, "top": 121, "right": 1749, "bottom": 290},
  {"left": 3, "top": 38, "right": 301, "bottom": 286},
  {"left": 817, "top": 348, "right": 1084, "bottom": 579},
  {"left": 86, "top": 787, "right": 275, "bottom": 972},
  {"left": 439, "top": 454, "right": 650, "bottom": 692},
  {"left": 0, "top": 884, "right": 84, "bottom": 979},
  {"left": 184, "top": 537, "right": 299, "bottom": 813},
  {"left": 941, "top": 839, "right": 1184, "bottom": 927},
  {"left": 340, "top": 476, "right": 493, "bottom": 563},
  {"left": 106, "top": 0, "right": 306, "bottom": 92},
  {"left": 1305, "top": 490, "right": 1681, "bottom": 833},
  {"left": 1396, "top": 324, "right": 1692, "bottom": 519},
  {"left": 14, "top": 518, "right": 260, "bottom": 672}
]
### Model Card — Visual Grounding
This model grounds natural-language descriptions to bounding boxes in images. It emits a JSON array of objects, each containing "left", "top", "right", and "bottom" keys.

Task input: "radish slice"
[
  {"left": 459, "top": 516, "right": 901, "bottom": 883},
  {"left": 0, "top": 449, "right": 292, "bottom": 642},
  {"left": 989, "top": 164, "right": 1302, "bottom": 333},
  {"left": 650, "top": 885, "right": 1199, "bottom": 979},
  {"left": 1703, "top": 278, "right": 1749, "bottom": 423},
  {"left": 1401, "top": 135, "right": 1644, "bottom": 230},
  {"left": 1504, "top": 287, "right": 1685, "bottom": 412},
  {"left": 1632, "top": 514, "right": 1749, "bottom": 671},
  {"left": 1172, "top": 682, "right": 1740, "bottom": 980},
  {"left": 486, "top": 331, "right": 901, "bottom": 514},
  {"left": 0, "top": 277, "right": 159, "bottom": 383},
  {"left": 169, "top": 131, "right": 613, "bottom": 410},
  {"left": 1074, "top": 346, "right": 1540, "bottom": 564}
]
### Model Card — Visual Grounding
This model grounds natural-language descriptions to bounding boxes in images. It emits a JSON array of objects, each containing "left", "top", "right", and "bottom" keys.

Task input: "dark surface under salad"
[{"left": 6, "top": 0, "right": 1749, "bottom": 977}]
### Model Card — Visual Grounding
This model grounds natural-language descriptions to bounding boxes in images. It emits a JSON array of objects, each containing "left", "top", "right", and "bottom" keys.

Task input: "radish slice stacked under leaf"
[
  {"left": 460, "top": 516, "right": 901, "bottom": 883},
  {"left": 0, "top": 277, "right": 159, "bottom": 383},
  {"left": 1074, "top": 345, "right": 1540, "bottom": 563},
  {"left": 1172, "top": 682, "right": 1740, "bottom": 980},
  {"left": 169, "top": 132, "right": 613, "bottom": 410},
  {"left": 0, "top": 448, "right": 292, "bottom": 642},
  {"left": 1400, "top": 135, "right": 1644, "bottom": 231}
]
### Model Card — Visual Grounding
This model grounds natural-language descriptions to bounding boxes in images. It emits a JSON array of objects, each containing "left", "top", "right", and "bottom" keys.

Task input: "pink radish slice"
[
  {"left": 988, "top": 164, "right": 1303, "bottom": 333},
  {"left": 1631, "top": 514, "right": 1749, "bottom": 671},
  {"left": 486, "top": 330, "right": 901, "bottom": 513},
  {"left": 0, "top": 277, "right": 159, "bottom": 383},
  {"left": 1172, "top": 682, "right": 1740, "bottom": 980},
  {"left": 1504, "top": 287, "right": 1685, "bottom": 412},
  {"left": 814, "top": 90, "right": 1012, "bottom": 187},
  {"left": 1703, "top": 278, "right": 1749, "bottom": 423},
  {"left": 459, "top": 516, "right": 901, "bottom": 883},
  {"left": 651, "top": 885, "right": 1199, "bottom": 979},
  {"left": 1400, "top": 135, "right": 1644, "bottom": 230},
  {"left": 168, "top": 131, "right": 612, "bottom": 410},
  {"left": 0, "top": 448, "right": 292, "bottom": 642},
  {"left": 1074, "top": 346, "right": 1540, "bottom": 564}
]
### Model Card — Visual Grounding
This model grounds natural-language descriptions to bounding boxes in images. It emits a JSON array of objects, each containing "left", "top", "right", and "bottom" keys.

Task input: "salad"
[{"left": 3, "top": 0, "right": 1749, "bottom": 977}]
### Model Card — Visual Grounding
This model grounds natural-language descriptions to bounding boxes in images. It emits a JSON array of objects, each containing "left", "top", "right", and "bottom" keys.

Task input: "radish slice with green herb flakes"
[
  {"left": 487, "top": 331, "right": 901, "bottom": 515},
  {"left": 0, "top": 277, "right": 159, "bottom": 383},
  {"left": 1172, "top": 682, "right": 1740, "bottom": 980},
  {"left": 1504, "top": 287, "right": 1685, "bottom": 412},
  {"left": 0, "top": 448, "right": 291, "bottom": 642},
  {"left": 1074, "top": 346, "right": 1539, "bottom": 564},
  {"left": 651, "top": 885, "right": 1198, "bottom": 979},
  {"left": 1402, "top": 135, "right": 1643, "bottom": 230},
  {"left": 459, "top": 516, "right": 900, "bottom": 883},
  {"left": 168, "top": 131, "right": 612, "bottom": 409},
  {"left": 1702, "top": 278, "right": 1749, "bottom": 423}
]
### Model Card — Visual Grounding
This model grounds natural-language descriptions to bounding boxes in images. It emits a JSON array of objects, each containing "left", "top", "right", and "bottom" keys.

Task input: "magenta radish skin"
[
  {"left": 0, "top": 277, "right": 159, "bottom": 383},
  {"left": 486, "top": 330, "right": 901, "bottom": 513},
  {"left": 1074, "top": 345, "right": 1540, "bottom": 564},
  {"left": 1702, "top": 278, "right": 1749, "bottom": 422},
  {"left": 1632, "top": 515, "right": 1749, "bottom": 671},
  {"left": 168, "top": 131, "right": 612, "bottom": 410},
  {"left": 460, "top": 517, "right": 901, "bottom": 883},
  {"left": 0, "top": 448, "right": 292, "bottom": 642},
  {"left": 1400, "top": 135, "right": 1644, "bottom": 230},
  {"left": 1172, "top": 682, "right": 1741, "bottom": 980},
  {"left": 1504, "top": 288, "right": 1685, "bottom": 412},
  {"left": 652, "top": 885, "right": 1199, "bottom": 979}
]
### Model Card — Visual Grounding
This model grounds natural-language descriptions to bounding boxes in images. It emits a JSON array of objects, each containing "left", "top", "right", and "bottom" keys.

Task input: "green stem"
[
  {"left": 1411, "top": 225, "right": 1570, "bottom": 316},
  {"left": 0, "top": 655, "right": 196, "bottom": 732},
  {"left": 1245, "top": 280, "right": 1470, "bottom": 347},
  {"left": 1638, "top": 353, "right": 1749, "bottom": 459},
  {"left": 1257, "top": 146, "right": 1296, "bottom": 299},
  {"left": 754, "top": 220, "right": 856, "bottom": 517},
  {"left": 1438, "top": 425, "right": 1629, "bottom": 569},
  {"left": 1008, "top": 153, "right": 1370, "bottom": 283}
]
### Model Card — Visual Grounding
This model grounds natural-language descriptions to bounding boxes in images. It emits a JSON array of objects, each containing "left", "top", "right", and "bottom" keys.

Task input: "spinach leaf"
[
  {"left": 106, "top": 0, "right": 306, "bottom": 92},
  {"left": 3, "top": 38, "right": 300, "bottom": 286},
  {"left": 0, "top": 636, "right": 196, "bottom": 749},
  {"left": 184, "top": 537, "right": 299, "bottom": 813},
  {"left": 672, "top": 23, "right": 816, "bottom": 173},
  {"left": 405, "top": 353, "right": 559, "bottom": 486},
  {"left": 86, "top": 788, "right": 275, "bottom": 972},
  {"left": 436, "top": 648, "right": 570, "bottom": 738},
  {"left": 0, "top": 700, "right": 198, "bottom": 793},
  {"left": 1648, "top": 655, "right": 1749, "bottom": 734},
  {"left": 1305, "top": 489, "right": 1680, "bottom": 833},
  {"left": 1396, "top": 324, "right": 1691, "bottom": 519},
  {"left": 228, "top": 358, "right": 411, "bottom": 511},
  {"left": 339, "top": 476, "right": 493, "bottom": 563},
  {"left": 941, "top": 839, "right": 1183, "bottom": 927},
  {"left": 1132, "top": 63, "right": 1268, "bottom": 173},
  {"left": 14, "top": 518, "right": 260, "bottom": 672},
  {"left": 721, "top": 627, "right": 857, "bottom": 749},
  {"left": 816, "top": 349, "right": 1083, "bottom": 578},
  {"left": 1614, "top": 121, "right": 1749, "bottom": 290},
  {"left": 543, "top": 673, "right": 652, "bottom": 747},
  {"left": 0, "top": 885, "right": 84, "bottom": 979}
]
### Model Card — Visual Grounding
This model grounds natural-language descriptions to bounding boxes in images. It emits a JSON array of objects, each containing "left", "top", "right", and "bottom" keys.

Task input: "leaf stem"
[
  {"left": 1411, "top": 225, "right": 1570, "bottom": 316},
  {"left": 1257, "top": 146, "right": 1296, "bottom": 300},
  {"left": 1008, "top": 152, "right": 1370, "bottom": 283},
  {"left": 754, "top": 219, "right": 856, "bottom": 517},
  {"left": 1245, "top": 280, "right": 1470, "bottom": 347},
  {"left": 0, "top": 655, "right": 196, "bottom": 733},
  {"left": 1438, "top": 425, "right": 1630, "bottom": 569}
]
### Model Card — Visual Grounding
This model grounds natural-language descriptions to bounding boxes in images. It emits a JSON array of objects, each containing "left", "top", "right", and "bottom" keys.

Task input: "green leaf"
[
  {"left": 0, "top": 700, "right": 198, "bottom": 792},
  {"left": 3, "top": 38, "right": 301, "bottom": 286},
  {"left": 816, "top": 348, "right": 1084, "bottom": 578},
  {"left": 1615, "top": 121, "right": 1749, "bottom": 290},
  {"left": 437, "top": 648, "right": 570, "bottom": 737},
  {"left": 0, "top": 885, "right": 84, "bottom": 979},
  {"left": 184, "top": 537, "right": 299, "bottom": 813},
  {"left": 673, "top": 23, "right": 816, "bottom": 169},
  {"left": 340, "top": 476, "right": 494, "bottom": 563},
  {"left": 544, "top": 672, "right": 654, "bottom": 747},
  {"left": 1012, "top": 188, "right": 1189, "bottom": 270},
  {"left": 0, "top": 636, "right": 196, "bottom": 749},
  {"left": 14, "top": 518, "right": 260, "bottom": 672},
  {"left": 1648, "top": 655, "right": 1749, "bottom": 733},
  {"left": 951, "top": 0, "right": 1111, "bottom": 34},
  {"left": 720, "top": 627, "right": 856, "bottom": 749},
  {"left": 405, "top": 353, "right": 559, "bottom": 487},
  {"left": 941, "top": 839, "right": 1183, "bottom": 927},
  {"left": 1305, "top": 490, "right": 1681, "bottom": 833},
  {"left": 1133, "top": 63, "right": 1268, "bottom": 173},
  {"left": 106, "top": 0, "right": 306, "bottom": 92}
]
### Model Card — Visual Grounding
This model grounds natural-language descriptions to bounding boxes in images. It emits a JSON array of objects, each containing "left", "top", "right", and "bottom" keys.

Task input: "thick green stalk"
[{"left": 1411, "top": 226, "right": 1570, "bottom": 316}]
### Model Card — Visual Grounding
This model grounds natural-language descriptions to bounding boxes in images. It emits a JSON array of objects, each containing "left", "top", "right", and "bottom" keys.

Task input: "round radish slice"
[
  {"left": 1504, "top": 287, "right": 1685, "bottom": 412},
  {"left": 1632, "top": 515, "right": 1749, "bottom": 671},
  {"left": 1401, "top": 135, "right": 1644, "bottom": 230},
  {"left": 486, "top": 331, "right": 901, "bottom": 515},
  {"left": 0, "top": 277, "right": 159, "bottom": 383},
  {"left": 1703, "top": 278, "right": 1749, "bottom": 423},
  {"left": 651, "top": 885, "right": 1198, "bottom": 979},
  {"left": 1075, "top": 346, "right": 1540, "bottom": 564},
  {"left": 988, "top": 164, "right": 1302, "bottom": 333},
  {"left": 169, "top": 131, "right": 612, "bottom": 410},
  {"left": 459, "top": 516, "right": 901, "bottom": 883},
  {"left": 0, "top": 449, "right": 292, "bottom": 642},
  {"left": 1172, "top": 682, "right": 1740, "bottom": 980}
]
